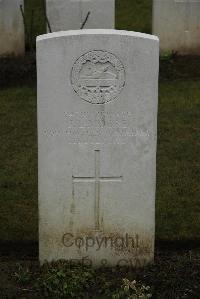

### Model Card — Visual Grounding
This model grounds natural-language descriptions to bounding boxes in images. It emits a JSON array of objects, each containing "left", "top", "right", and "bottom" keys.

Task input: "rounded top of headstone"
[{"left": 37, "top": 29, "right": 159, "bottom": 43}]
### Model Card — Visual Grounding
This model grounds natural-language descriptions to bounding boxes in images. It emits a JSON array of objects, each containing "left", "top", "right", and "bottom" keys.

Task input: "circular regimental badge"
[{"left": 71, "top": 50, "right": 125, "bottom": 104}]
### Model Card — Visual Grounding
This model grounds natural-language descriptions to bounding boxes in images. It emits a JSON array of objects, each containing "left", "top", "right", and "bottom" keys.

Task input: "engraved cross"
[{"left": 72, "top": 150, "right": 123, "bottom": 230}]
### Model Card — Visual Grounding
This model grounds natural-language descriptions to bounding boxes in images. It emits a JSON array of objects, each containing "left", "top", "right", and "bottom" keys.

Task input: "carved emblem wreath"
[{"left": 71, "top": 50, "right": 125, "bottom": 104}]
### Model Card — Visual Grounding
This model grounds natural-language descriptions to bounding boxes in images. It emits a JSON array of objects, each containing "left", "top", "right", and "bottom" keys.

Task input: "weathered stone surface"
[
  {"left": 153, "top": 0, "right": 200, "bottom": 55},
  {"left": 46, "top": 0, "right": 115, "bottom": 31},
  {"left": 37, "top": 29, "right": 159, "bottom": 267},
  {"left": 0, "top": 0, "right": 24, "bottom": 56}
]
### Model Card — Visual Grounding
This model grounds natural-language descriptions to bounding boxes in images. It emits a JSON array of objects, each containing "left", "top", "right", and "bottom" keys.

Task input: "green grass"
[
  {"left": 1, "top": 249, "right": 200, "bottom": 298},
  {"left": 156, "top": 81, "right": 200, "bottom": 242},
  {"left": 116, "top": 0, "right": 152, "bottom": 33},
  {"left": 0, "top": 87, "right": 38, "bottom": 241},
  {"left": 0, "top": 79, "right": 199, "bottom": 243}
]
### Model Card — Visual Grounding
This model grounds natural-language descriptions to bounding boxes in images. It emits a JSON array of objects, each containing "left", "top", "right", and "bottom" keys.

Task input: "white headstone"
[
  {"left": 46, "top": 0, "right": 115, "bottom": 32},
  {"left": 37, "top": 29, "right": 159, "bottom": 267},
  {"left": 153, "top": 0, "right": 200, "bottom": 55},
  {"left": 0, "top": 0, "right": 24, "bottom": 56}
]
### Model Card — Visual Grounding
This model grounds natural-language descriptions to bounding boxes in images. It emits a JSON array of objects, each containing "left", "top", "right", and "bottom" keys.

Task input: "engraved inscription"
[
  {"left": 72, "top": 150, "right": 123, "bottom": 230},
  {"left": 71, "top": 50, "right": 125, "bottom": 104},
  {"left": 43, "top": 111, "right": 152, "bottom": 144}
]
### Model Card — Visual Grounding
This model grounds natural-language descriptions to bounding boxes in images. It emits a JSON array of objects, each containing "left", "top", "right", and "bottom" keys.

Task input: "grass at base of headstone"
[
  {"left": 0, "top": 80, "right": 199, "bottom": 243},
  {"left": 1, "top": 249, "right": 200, "bottom": 298}
]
